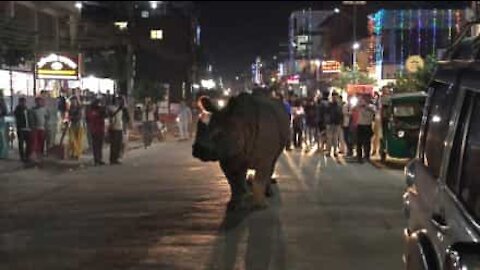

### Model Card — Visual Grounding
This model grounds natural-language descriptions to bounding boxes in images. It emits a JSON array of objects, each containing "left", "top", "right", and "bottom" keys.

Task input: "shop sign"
[
  {"left": 36, "top": 53, "right": 79, "bottom": 80},
  {"left": 287, "top": 75, "right": 299, "bottom": 85},
  {"left": 321, "top": 60, "right": 341, "bottom": 73}
]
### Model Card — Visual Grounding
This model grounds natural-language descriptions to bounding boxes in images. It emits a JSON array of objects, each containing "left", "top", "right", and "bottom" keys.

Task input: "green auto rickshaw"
[{"left": 379, "top": 92, "right": 427, "bottom": 162}]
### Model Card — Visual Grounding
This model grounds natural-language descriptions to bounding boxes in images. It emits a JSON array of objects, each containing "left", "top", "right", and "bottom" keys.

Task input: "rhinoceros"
[{"left": 192, "top": 93, "right": 290, "bottom": 210}]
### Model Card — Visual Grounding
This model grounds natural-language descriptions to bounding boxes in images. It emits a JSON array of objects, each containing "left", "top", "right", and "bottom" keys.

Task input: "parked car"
[{"left": 403, "top": 35, "right": 480, "bottom": 269}]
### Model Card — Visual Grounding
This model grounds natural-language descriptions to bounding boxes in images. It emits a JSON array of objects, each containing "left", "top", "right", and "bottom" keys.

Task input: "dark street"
[{"left": 2, "top": 142, "right": 404, "bottom": 269}]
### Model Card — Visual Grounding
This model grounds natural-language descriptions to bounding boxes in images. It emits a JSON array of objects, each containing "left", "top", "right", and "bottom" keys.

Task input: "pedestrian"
[
  {"left": 120, "top": 96, "right": 131, "bottom": 159},
  {"left": 304, "top": 98, "right": 318, "bottom": 149},
  {"left": 280, "top": 94, "right": 292, "bottom": 151},
  {"left": 14, "top": 97, "right": 32, "bottom": 162},
  {"left": 0, "top": 90, "right": 8, "bottom": 159},
  {"left": 356, "top": 96, "right": 376, "bottom": 163},
  {"left": 326, "top": 92, "right": 343, "bottom": 157},
  {"left": 342, "top": 98, "right": 353, "bottom": 156},
  {"left": 86, "top": 97, "right": 106, "bottom": 166},
  {"left": 68, "top": 96, "right": 84, "bottom": 160},
  {"left": 142, "top": 97, "right": 155, "bottom": 148},
  {"left": 42, "top": 91, "right": 59, "bottom": 154},
  {"left": 371, "top": 104, "right": 382, "bottom": 156},
  {"left": 30, "top": 97, "right": 48, "bottom": 161},
  {"left": 317, "top": 93, "right": 329, "bottom": 152},
  {"left": 108, "top": 96, "right": 124, "bottom": 165},
  {"left": 177, "top": 100, "right": 192, "bottom": 141},
  {"left": 291, "top": 99, "right": 304, "bottom": 149}
]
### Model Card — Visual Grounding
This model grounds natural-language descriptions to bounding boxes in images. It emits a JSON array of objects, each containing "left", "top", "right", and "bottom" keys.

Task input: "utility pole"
[{"left": 126, "top": 2, "right": 136, "bottom": 119}]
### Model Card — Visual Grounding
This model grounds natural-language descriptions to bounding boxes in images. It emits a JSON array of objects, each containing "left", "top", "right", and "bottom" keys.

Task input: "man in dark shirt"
[
  {"left": 14, "top": 97, "right": 31, "bottom": 162},
  {"left": 326, "top": 92, "right": 344, "bottom": 157}
]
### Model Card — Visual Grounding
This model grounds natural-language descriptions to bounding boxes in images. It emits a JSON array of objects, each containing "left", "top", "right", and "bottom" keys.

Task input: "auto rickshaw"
[{"left": 379, "top": 92, "right": 427, "bottom": 162}]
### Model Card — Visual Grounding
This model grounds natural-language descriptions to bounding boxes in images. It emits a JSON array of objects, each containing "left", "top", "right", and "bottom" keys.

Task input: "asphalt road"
[{"left": 1, "top": 141, "right": 406, "bottom": 270}]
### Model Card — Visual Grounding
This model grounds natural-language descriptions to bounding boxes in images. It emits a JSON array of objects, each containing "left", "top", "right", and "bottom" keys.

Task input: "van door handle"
[{"left": 430, "top": 214, "right": 450, "bottom": 233}]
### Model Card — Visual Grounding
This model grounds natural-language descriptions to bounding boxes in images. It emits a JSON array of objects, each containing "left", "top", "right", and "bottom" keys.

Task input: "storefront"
[{"left": 1, "top": 52, "right": 115, "bottom": 97}]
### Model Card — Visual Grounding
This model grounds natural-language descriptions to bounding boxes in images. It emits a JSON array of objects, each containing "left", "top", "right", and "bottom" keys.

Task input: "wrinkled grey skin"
[{"left": 193, "top": 93, "right": 290, "bottom": 209}]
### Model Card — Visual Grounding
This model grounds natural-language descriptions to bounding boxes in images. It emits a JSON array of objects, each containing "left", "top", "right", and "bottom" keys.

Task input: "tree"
[
  {"left": 331, "top": 66, "right": 377, "bottom": 92},
  {"left": 393, "top": 55, "right": 437, "bottom": 93}
]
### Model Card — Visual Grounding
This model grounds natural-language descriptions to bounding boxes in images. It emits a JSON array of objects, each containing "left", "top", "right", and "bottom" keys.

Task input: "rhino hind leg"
[{"left": 250, "top": 167, "right": 270, "bottom": 210}]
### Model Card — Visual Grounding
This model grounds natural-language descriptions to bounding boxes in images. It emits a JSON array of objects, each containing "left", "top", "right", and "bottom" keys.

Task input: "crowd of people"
[
  {"left": 11, "top": 91, "right": 131, "bottom": 165},
  {"left": 0, "top": 86, "right": 195, "bottom": 166},
  {"left": 280, "top": 90, "right": 382, "bottom": 163}
]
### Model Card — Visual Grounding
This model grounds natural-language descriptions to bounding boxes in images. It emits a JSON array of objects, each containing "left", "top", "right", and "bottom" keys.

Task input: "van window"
[
  {"left": 446, "top": 92, "right": 474, "bottom": 193},
  {"left": 422, "top": 81, "right": 456, "bottom": 178},
  {"left": 459, "top": 96, "right": 480, "bottom": 221}
]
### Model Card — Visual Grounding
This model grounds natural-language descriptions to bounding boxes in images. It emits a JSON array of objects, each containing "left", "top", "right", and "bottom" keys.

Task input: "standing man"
[
  {"left": 30, "top": 97, "right": 48, "bottom": 161},
  {"left": 86, "top": 98, "right": 106, "bottom": 166},
  {"left": 120, "top": 96, "right": 131, "bottom": 159},
  {"left": 14, "top": 97, "right": 31, "bottom": 163},
  {"left": 0, "top": 90, "right": 8, "bottom": 159},
  {"left": 342, "top": 98, "right": 353, "bottom": 156},
  {"left": 142, "top": 97, "right": 155, "bottom": 148},
  {"left": 291, "top": 99, "right": 305, "bottom": 150},
  {"left": 42, "top": 91, "right": 59, "bottom": 155},
  {"left": 356, "top": 96, "right": 376, "bottom": 163},
  {"left": 108, "top": 96, "right": 124, "bottom": 165},
  {"left": 317, "top": 93, "right": 329, "bottom": 152},
  {"left": 177, "top": 101, "right": 192, "bottom": 141},
  {"left": 280, "top": 94, "right": 292, "bottom": 151},
  {"left": 304, "top": 98, "right": 318, "bottom": 150},
  {"left": 326, "top": 92, "right": 343, "bottom": 157}
]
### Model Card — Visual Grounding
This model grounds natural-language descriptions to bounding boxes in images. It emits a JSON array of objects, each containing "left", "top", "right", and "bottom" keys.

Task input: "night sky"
[
  {"left": 197, "top": 1, "right": 339, "bottom": 79},
  {"left": 196, "top": 1, "right": 469, "bottom": 80}
]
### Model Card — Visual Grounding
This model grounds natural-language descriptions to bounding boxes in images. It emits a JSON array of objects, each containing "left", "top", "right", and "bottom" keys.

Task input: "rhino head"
[{"left": 192, "top": 96, "right": 245, "bottom": 162}]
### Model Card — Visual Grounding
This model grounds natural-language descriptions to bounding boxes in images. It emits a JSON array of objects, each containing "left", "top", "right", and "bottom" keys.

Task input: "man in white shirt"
[
  {"left": 177, "top": 101, "right": 192, "bottom": 140},
  {"left": 356, "top": 97, "right": 376, "bottom": 163},
  {"left": 108, "top": 97, "right": 124, "bottom": 165}
]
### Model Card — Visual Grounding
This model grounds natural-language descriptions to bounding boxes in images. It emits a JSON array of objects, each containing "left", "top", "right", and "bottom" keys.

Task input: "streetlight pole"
[
  {"left": 341, "top": 1, "right": 366, "bottom": 82},
  {"left": 353, "top": 4, "right": 357, "bottom": 72}
]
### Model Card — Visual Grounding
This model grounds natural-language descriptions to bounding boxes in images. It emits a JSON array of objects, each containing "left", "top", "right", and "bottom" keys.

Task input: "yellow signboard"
[{"left": 36, "top": 53, "right": 79, "bottom": 80}]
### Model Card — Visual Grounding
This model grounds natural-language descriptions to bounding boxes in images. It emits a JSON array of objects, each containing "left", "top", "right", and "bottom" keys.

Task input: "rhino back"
[{"left": 225, "top": 94, "right": 289, "bottom": 163}]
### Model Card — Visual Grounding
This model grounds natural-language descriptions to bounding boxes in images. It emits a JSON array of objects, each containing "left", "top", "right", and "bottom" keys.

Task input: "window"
[
  {"left": 458, "top": 96, "right": 480, "bottom": 221},
  {"left": 446, "top": 92, "right": 474, "bottom": 193},
  {"left": 422, "top": 81, "right": 457, "bottom": 178},
  {"left": 150, "top": 30, "right": 163, "bottom": 40}
]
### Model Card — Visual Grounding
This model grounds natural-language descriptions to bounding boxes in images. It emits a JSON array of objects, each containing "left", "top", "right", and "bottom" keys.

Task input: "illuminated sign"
[
  {"left": 287, "top": 75, "right": 300, "bottom": 85},
  {"left": 36, "top": 53, "right": 79, "bottom": 80},
  {"left": 321, "top": 60, "right": 341, "bottom": 73}
]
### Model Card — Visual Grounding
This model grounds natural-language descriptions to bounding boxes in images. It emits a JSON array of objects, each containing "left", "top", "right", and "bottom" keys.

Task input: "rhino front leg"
[{"left": 220, "top": 160, "right": 250, "bottom": 210}]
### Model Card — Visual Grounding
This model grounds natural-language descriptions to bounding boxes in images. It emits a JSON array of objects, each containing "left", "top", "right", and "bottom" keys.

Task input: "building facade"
[
  {"left": 0, "top": 1, "right": 81, "bottom": 97},
  {"left": 369, "top": 9, "right": 467, "bottom": 80}
]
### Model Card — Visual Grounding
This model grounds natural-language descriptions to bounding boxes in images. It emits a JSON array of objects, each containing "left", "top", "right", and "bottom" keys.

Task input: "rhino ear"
[{"left": 199, "top": 96, "right": 219, "bottom": 113}]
